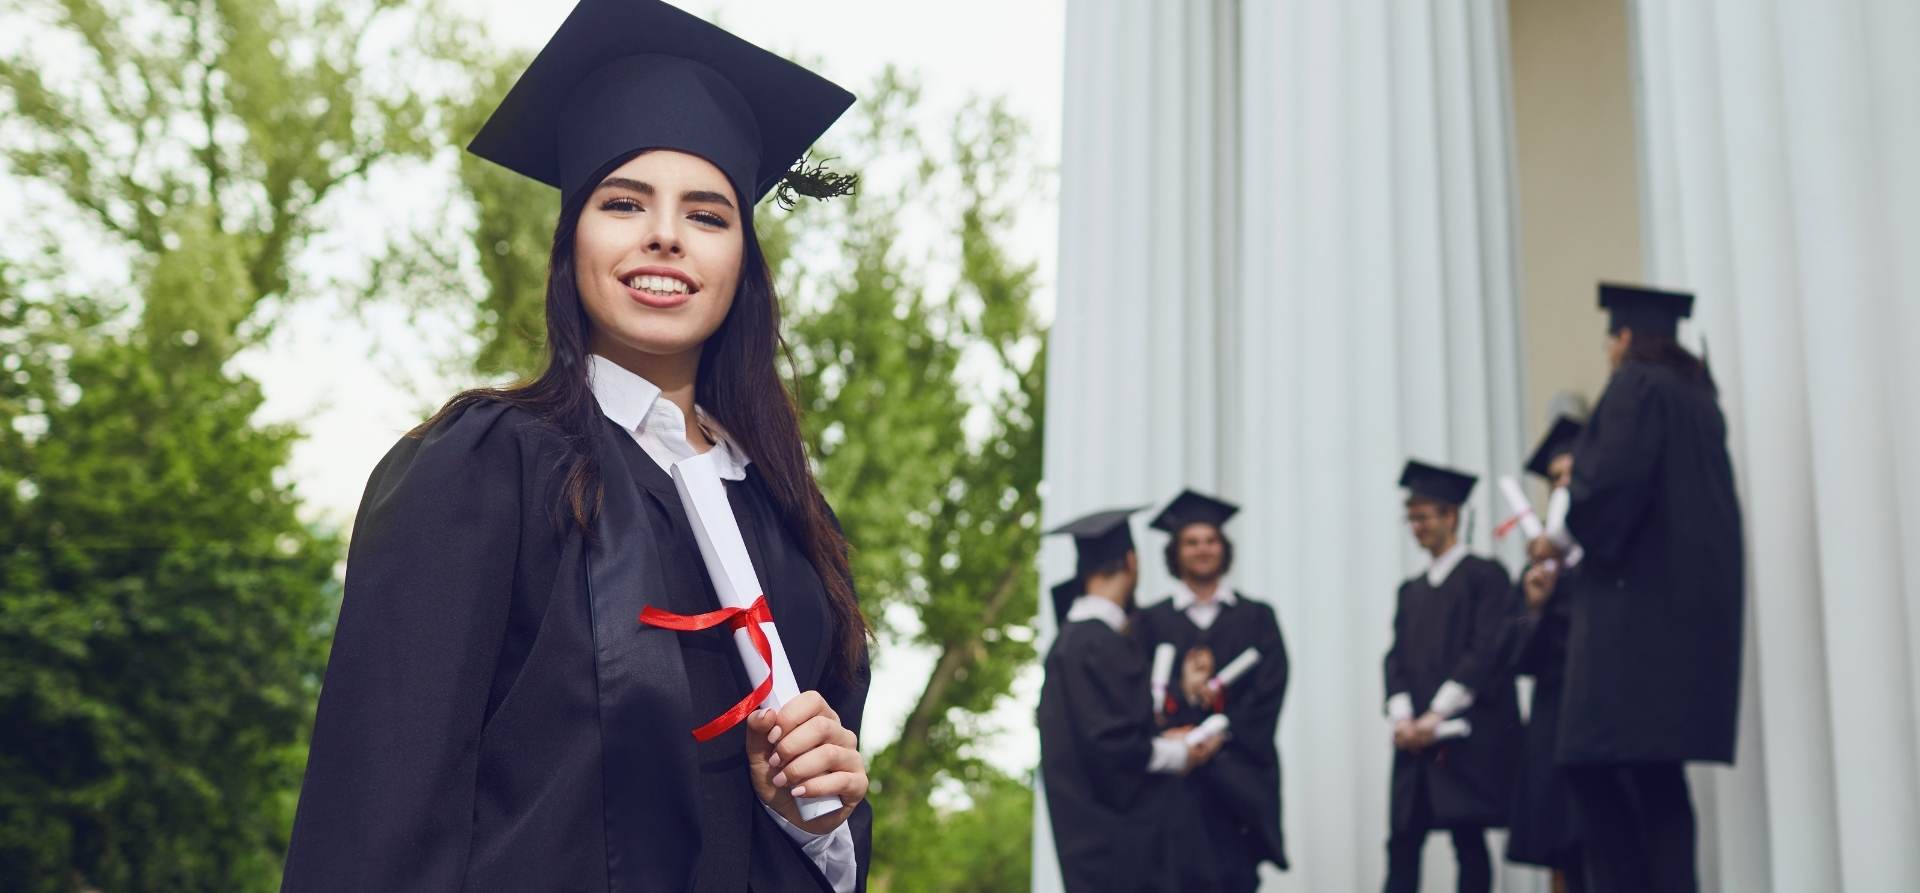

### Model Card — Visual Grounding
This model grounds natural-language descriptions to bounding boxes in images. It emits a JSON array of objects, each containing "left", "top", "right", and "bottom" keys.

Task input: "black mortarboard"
[
  {"left": 1149, "top": 489, "right": 1240, "bottom": 534},
  {"left": 1400, "top": 460, "right": 1478, "bottom": 507},
  {"left": 467, "top": 0, "right": 856, "bottom": 206},
  {"left": 1599, "top": 282, "right": 1695, "bottom": 338},
  {"left": 1045, "top": 506, "right": 1144, "bottom": 624},
  {"left": 1525, "top": 416, "right": 1586, "bottom": 479}
]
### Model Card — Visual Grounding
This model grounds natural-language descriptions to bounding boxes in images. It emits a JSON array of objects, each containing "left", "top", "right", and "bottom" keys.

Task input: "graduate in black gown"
[
  {"left": 282, "top": 2, "right": 873, "bottom": 889},
  {"left": 1038, "top": 508, "right": 1224, "bottom": 893},
  {"left": 1131, "top": 490, "right": 1290, "bottom": 890},
  {"left": 1529, "top": 284, "right": 1744, "bottom": 893},
  {"left": 1382, "top": 462, "right": 1521, "bottom": 893},
  {"left": 1501, "top": 417, "right": 1587, "bottom": 891}
]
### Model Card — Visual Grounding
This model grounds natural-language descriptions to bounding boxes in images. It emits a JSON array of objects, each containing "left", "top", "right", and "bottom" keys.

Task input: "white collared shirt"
[
  {"left": 1170, "top": 582, "right": 1238, "bottom": 631},
  {"left": 588, "top": 354, "right": 751, "bottom": 479},
  {"left": 587, "top": 354, "right": 854, "bottom": 893},
  {"left": 1062, "top": 595, "right": 1189, "bottom": 774},
  {"left": 1425, "top": 542, "right": 1469, "bottom": 588},
  {"left": 1065, "top": 595, "right": 1129, "bottom": 633}
]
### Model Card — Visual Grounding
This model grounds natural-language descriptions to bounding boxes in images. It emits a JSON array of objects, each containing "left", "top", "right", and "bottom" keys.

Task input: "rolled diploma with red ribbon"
[
  {"left": 1206, "top": 647, "right": 1262, "bottom": 698},
  {"left": 1184, "top": 713, "right": 1231, "bottom": 746},
  {"left": 1498, "top": 476, "right": 1545, "bottom": 540},
  {"left": 1151, "top": 643, "right": 1176, "bottom": 717},
  {"left": 672, "top": 451, "right": 843, "bottom": 820}
]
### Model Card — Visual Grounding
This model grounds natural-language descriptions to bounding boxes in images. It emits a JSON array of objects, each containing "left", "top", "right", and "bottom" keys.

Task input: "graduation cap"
[
  {"left": 1525, "top": 415, "right": 1586, "bottom": 480},
  {"left": 467, "top": 0, "right": 857, "bottom": 208},
  {"left": 1400, "top": 460, "right": 1478, "bottom": 507},
  {"left": 1149, "top": 489, "right": 1240, "bottom": 534},
  {"left": 1045, "top": 506, "right": 1144, "bottom": 624},
  {"left": 1599, "top": 282, "right": 1695, "bottom": 339}
]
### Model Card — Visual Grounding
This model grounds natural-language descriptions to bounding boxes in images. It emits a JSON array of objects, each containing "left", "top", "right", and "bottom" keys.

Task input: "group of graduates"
[{"left": 1039, "top": 283, "right": 1745, "bottom": 893}]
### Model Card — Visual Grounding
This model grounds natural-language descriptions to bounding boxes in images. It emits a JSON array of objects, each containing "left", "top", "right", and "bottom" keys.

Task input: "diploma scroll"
[
  {"left": 1497, "top": 476, "right": 1545, "bottom": 540},
  {"left": 1206, "top": 647, "right": 1262, "bottom": 695},
  {"left": 1499, "top": 475, "right": 1560, "bottom": 573},
  {"left": 671, "top": 451, "right": 843, "bottom": 821},
  {"left": 1151, "top": 643, "right": 1176, "bottom": 717},
  {"left": 1184, "top": 713, "right": 1231, "bottom": 747}
]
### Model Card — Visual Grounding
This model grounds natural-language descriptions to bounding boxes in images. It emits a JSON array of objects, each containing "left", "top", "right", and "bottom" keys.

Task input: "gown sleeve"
[
  {"left": 1383, "top": 583, "right": 1413, "bottom": 716},
  {"left": 1063, "top": 630, "right": 1157, "bottom": 811},
  {"left": 1567, "top": 366, "right": 1666, "bottom": 564},
  {"left": 282, "top": 402, "right": 540, "bottom": 891}
]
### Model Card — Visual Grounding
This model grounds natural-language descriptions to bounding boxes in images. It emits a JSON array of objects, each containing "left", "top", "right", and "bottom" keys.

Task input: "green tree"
[
  {"left": 1, "top": 0, "right": 447, "bottom": 887},
  {"left": 784, "top": 81, "right": 1046, "bottom": 893}
]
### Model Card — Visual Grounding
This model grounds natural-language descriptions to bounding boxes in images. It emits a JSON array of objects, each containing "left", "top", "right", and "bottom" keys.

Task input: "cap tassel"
[{"left": 774, "top": 153, "right": 858, "bottom": 210}]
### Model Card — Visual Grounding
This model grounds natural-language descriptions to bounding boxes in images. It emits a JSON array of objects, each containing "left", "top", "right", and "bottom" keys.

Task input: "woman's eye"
[
  {"left": 690, "top": 211, "right": 729, "bottom": 228},
  {"left": 601, "top": 197, "right": 643, "bottom": 213}
]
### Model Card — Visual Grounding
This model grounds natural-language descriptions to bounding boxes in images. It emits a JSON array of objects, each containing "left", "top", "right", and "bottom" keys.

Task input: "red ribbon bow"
[{"left": 639, "top": 595, "right": 775, "bottom": 742}]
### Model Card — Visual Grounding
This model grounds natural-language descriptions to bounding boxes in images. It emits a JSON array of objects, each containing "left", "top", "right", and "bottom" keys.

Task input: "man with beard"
[{"left": 1132, "top": 490, "right": 1290, "bottom": 890}]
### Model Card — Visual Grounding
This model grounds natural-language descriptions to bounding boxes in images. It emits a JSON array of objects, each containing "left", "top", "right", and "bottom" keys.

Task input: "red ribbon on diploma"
[
  {"left": 639, "top": 596, "right": 775, "bottom": 742},
  {"left": 1495, "top": 508, "right": 1533, "bottom": 540}
]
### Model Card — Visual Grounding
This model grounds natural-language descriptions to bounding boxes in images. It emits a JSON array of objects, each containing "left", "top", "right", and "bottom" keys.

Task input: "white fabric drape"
[
  {"left": 1038, "top": 2, "right": 1529, "bottom": 890},
  {"left": 1630, "top": 1, "right": 1920, "bottom": 890}
]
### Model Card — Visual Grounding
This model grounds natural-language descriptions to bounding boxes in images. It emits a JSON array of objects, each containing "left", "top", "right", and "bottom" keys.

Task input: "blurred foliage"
[{"left": 0, "top": 0, "right": 440, "bottom": 887}]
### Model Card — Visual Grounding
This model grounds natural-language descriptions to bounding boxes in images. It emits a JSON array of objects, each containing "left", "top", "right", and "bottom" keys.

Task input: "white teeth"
[{"left": 625, "top": 274, "right": 691, "bottom": 294}]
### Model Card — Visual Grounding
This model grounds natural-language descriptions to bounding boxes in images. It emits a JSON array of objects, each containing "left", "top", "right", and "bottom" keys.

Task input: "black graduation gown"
[
  {"left": 1382, "top": 556, "right": 1522, "bottom": 831},
  {"left": 1499, "top": 573, "right": 1579, "bottom": 869},
  {"left": 282, "top": 402, "right": 871, "bottom": 892},
  {"left": 1132, "top": 595, "right": 1290, "bottom": 880},
  {"left": 1038, "top": 617, "right": 1183, "bottom": 893},
  {"left": 1560, "top": 361, "right": 1744, "bottom": 766}
]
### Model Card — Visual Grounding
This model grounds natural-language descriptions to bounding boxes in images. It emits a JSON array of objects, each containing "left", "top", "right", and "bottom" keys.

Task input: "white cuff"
[
  {"left": 763, "top": 804, "right": 858, "bottom": 893},
  {"left": 1430, "top": 680, "right": 1475, "bottom": 718},
  {"left": 1148, "top": 736, "right": 1190, "bottom": 774},
  {"left": 1435, "top": 718, "right": 1473, "bottom": 740},
  {"left": 1386, "top": 693, "right": 1414, "bottom": 723}
]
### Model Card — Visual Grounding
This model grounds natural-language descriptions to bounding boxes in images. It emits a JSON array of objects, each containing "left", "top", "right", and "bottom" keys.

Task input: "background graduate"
[
  {"left": 1038, "top": 507, "right": 1223, "bottom": 892},
  {"left": 1529, "top": 284, "right": 1744, "bottom": 893},
  {"left": 1132, "top": 489, "right": 1291, "bottom": 889},
  {"left": 281, "top": 1, "right": 873, "bottom": 889},
  {"left": 1382, "top": 462, "right": 1521, "bottom": 893},
  {"left": 1502, "top": 417, "right": 1588, "bottom": 891}
]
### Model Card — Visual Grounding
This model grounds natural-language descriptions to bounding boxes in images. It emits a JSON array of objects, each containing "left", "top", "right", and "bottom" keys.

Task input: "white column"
[
  {"left": 1035, "top": 2, "right": 1239, "bottom": 888},
  {"left": 1631, "top": 0, "right": 1920, "bottom": 889},
  {"left": 1237, "top": 4, "right": 1527, "bottom": 888}
]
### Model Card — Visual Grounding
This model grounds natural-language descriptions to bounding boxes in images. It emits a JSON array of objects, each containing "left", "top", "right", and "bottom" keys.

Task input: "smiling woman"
[{"left": 278, "top": 1, "right": 875, "bottom": 891}]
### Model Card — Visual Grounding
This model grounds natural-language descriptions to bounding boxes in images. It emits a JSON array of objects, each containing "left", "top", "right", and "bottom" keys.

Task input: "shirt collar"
[
  {"left": 587, "top": 354, "right": 751, "bottom": 479},
  {"left": 1065, "top": 596, "right": 1129, "bottom": 633},
  {"left": 1427, "top": 541, "right": 1469, "bottom": 587},
  {"left": 1170, "top": 582, "right": 1239, "bottom": 611}
]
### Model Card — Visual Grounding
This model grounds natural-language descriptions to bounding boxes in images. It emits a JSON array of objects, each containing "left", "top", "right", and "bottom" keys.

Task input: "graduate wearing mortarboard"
[
  {"left": 1130, "top": 490, "right": 1291, "bottom": 889},
  {"left": 1382, "top": 462, "right": 1521, "bottom": 893},
  {"left": 282, "top": 2, "right": 872, "bottom": 889},
  {"left": 1499, "top": 417, "right": 1588, "bottom": 890},
  {"left": 1527, "top": 284, "right": 1744, "bottom": 893},
  {"left": 1037, "top": 508, "right": 1223, "bottom": 892}
]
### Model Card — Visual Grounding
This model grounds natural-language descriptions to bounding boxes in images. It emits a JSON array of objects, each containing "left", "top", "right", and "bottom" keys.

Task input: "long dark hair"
[
  {"left": 1624, "top": 328, "right": 1715, "bottom": 390},
  {"left": 421, "top": 153, "right": 869, "bottom": 679}
]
